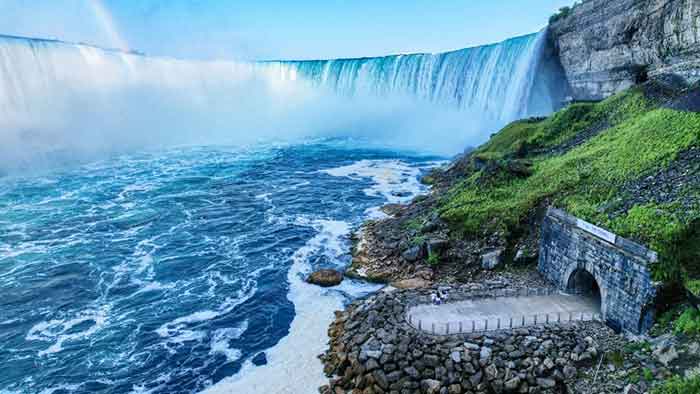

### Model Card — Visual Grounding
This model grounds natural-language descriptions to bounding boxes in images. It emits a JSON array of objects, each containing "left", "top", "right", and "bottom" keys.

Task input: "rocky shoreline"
[
  {"left": 318, "top": 281, "right": 676, "bottom": 394},
  {"left": 313, "top": 77, "right": 700, "bottom": 393}
]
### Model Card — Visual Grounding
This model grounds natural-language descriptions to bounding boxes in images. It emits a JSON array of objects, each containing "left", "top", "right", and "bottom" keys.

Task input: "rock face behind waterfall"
[{"left": 549, "top": 0, "right": 700, "bottom": 101}]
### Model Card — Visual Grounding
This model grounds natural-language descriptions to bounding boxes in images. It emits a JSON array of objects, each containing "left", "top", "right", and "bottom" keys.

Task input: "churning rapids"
[
  {"left": 0, "top": 141, "right": 438, "bottom": 394},
  {"left": 0, "top": 30, "right": 566, "bottom": 394}
]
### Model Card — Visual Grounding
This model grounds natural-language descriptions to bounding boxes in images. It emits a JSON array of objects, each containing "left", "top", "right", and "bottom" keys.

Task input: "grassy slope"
[{"left": 438, "top": 87, "right": 700, "bottom": 282}]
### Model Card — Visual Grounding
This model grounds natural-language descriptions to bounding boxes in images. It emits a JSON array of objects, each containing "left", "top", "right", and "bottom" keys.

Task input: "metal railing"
[
  {"left": 406, "top": 311, "right": 603, "bottom": 336},
  {"left": 406, "top": 287, "right": 562, "bottom": 307}
]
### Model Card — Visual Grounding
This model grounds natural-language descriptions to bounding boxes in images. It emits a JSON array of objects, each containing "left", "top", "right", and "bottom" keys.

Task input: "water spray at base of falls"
[{"left": 0, "top": 30, "right": 568, "bottom": 173}]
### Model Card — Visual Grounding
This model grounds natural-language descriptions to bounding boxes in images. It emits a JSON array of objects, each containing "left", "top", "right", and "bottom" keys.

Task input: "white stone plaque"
[{"left": 576, "top": 218, "right": 617, "bottom": 244}]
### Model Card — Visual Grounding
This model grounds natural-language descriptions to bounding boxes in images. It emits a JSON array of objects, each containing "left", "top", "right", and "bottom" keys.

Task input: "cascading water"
[
  {"left": 260, "top": 31, "right": 563, "bottom": 124},
  {"left": 0, "top": 30, "right": 565, "bottom": 172}
]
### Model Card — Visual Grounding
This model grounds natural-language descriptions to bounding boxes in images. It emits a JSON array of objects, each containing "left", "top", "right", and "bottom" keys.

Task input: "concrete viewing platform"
[{"left": 407, "top": 293, "right": 601, "bottom": 335}]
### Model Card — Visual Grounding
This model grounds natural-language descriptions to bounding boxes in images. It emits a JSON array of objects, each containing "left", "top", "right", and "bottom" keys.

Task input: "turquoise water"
[{"left": 0, "top": 141, "right": 439, "bottom": 394}]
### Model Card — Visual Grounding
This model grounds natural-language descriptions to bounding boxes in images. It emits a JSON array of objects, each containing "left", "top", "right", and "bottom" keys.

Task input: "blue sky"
[{"left": 0, "top": 0, "right": 573, "bottom": 60}]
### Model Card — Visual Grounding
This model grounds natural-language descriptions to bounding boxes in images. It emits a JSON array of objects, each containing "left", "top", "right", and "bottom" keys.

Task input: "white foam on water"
[
  {"left": 201, "top": 160, "right": 439, "bottom": 394},
  {"left": 201, "top": 219, "right": 350, "bottom": 394},
  {"left": 37, "top": 384, "right": 82, "bottom": 394},
  {"left": 132, "top": 281, "right": 176, "bottom": 295},
  {"left": 25, "top": 306, "right": 109, "bottom": 357},
  {"left": 209, "top": 321, "right": 249, "bottom": 363},
  {"left": 321, "top": 159, "right": 427, "bottom": 205},
  {"left": 156, "top": 280, "right": 257, "bottom": 351}
]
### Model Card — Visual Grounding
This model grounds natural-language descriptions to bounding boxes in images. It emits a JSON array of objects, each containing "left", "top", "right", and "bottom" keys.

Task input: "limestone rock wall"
[{"left": 549, "top": 0, "right": 700, "bottom": 101}]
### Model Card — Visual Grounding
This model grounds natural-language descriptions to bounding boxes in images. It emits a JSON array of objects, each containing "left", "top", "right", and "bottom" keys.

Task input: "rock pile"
[{"left": 319, "top": 284, "right": 621, "bottom": 394}]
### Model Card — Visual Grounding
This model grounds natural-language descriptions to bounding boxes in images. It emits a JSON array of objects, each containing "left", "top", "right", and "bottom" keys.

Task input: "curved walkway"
[{"left": 407, "top": 293, "right": 601, "bottom": 335}]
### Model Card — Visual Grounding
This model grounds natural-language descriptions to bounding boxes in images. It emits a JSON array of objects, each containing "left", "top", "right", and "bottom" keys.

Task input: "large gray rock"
[
  {"left": 307, "top": 269, "right": 343, "bottom": 287},
  {"left": 421, "top": 379, "right": 441, "bottom": 394},
  {"left": 402, "top": 245, "right": 423, "bottom": 262},
  {"left": 426, "top": 238, "right": 449, "bottom": 256},
  {"left": 481, "top": 249, "right": 504, "bottom": 270},
  {"left": 549, "top": 0, "right": 700, "bottom": 101}
]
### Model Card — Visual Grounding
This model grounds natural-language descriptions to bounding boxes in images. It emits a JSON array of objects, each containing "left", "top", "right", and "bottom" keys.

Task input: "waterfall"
[
  {"left": 0, "top": 31, "right": 565, "bottom": 171},
  {"left": 258, "top": 30, "right": 562, "bottom": 124}
]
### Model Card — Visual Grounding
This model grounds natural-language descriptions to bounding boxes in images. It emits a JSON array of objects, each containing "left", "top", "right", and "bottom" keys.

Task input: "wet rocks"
[
  {"left": 307, "top": 269, "right": 344, "bottom": 287},
  {"left": 426, "top": 238, "right": 449, "bottom": 256}
]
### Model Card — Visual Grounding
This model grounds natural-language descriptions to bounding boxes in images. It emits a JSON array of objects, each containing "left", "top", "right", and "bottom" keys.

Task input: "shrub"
[
  {"left": 549, "top": 6, "right": 572, "bottom": 23},
  {"left": 652, "top": 375, "right": 700, "bottom": 394},
  {"left": 411, "top": 235, "right": 426, "bottom": 246},
  {"left": 689, "top": 280, "right": 700, "bottom": 296},
  {"left": 643, "top": 368, "right": 655, "bottom": 382},
  {"left": 606, "top": 351, "right": 624, "bottom": 369},
  {"left": 673, "top": 307, "right": 700, "bottom": 336},
  {"left": 427, "top": 251, "right": 440, "bottom": 266}
]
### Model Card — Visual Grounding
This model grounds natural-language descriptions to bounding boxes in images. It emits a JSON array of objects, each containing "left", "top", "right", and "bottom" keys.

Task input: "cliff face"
[{"left": 549, "top": 0, "right": 700, "bottom": 101}]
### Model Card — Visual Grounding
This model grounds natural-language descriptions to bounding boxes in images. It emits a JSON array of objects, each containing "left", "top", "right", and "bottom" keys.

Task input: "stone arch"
[
  {"left": 562, "top": 263, "right": 606, "bottom": 316},
  {"left": 538, "top": 208, "right": 659, "bottom": 333}
]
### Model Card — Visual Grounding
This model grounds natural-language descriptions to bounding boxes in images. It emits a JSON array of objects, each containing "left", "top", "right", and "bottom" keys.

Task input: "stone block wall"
[{"left": 538, "top": 208, "right": 659, "bottom": 333}]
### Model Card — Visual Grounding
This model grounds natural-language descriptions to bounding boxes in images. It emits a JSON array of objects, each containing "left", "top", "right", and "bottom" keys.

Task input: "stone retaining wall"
[
  {"left": 320, "top": 283, "right": 623, "bottom": 394},
  {"left": 538, "top": 208, "right": 659, "bottom": 334}
]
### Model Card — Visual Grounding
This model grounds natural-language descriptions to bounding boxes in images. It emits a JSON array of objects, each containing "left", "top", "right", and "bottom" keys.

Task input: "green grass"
[
  {"left": 403, "top": 218, "right": 423, "bottom": 231},
  {"left": 644, "top": 368, "right": 655, "bottom": 382},
  {"left": 652, "top": 375, "right": 700, "bottom": 394},
  {"left": 427, "top": 251, "right": 440, "bottom": 266},
  {"left": 439, "top": 87, "right": 700, "bottom": 282},
  {"left": 655, "top": 305, "right": 686, "bottom": 332},
  {"left": 689, "top": 280, "right": 700, "bottom": 296},
  {"left": 674, "top": 308, "right": 700, "bottom": 337},
  {"left": 606, "top": 351, "right": 625, "bottom": 369},
  {"left": 475, "top": 88, "right": 652, "bottom": 160},
  {"left": 410, "top": 235, "right": 426, "bottom": 246},
  {"left": 624, "top": 341, "right": 652, "bottom": 355}
]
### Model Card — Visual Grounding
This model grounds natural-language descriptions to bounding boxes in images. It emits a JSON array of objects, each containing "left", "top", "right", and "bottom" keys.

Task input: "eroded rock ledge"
[
  {"left": 549, "top": 0, "right": 700, "bottom": 101},
  {"left": 319, "top": 282, "right": 671, "bottom": 394}
]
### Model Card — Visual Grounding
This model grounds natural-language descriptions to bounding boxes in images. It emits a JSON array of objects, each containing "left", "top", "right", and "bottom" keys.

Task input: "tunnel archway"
[{"left": 566, "top": 268, "right": 602, "bottom": 313}]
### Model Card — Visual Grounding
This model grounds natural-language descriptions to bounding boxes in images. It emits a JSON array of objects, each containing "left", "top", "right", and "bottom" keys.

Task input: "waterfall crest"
[
  {"left": 259, "top": 31, "right": 562, "bottom": 124},
  {"left": 0, "top": 31, "right": 565, "bottom": 171}
]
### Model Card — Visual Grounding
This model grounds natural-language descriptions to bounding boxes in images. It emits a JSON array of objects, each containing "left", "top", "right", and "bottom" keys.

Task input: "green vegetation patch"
[
  {"left": 439, "top": 87, "right": 700, "bottom": 282},
  {"left": 674, "top": 307, "right": 700, "bottom": 337},
  {"left": 427, "top": 251, "right": 440, "bottom": 266},
  {"left": 688, "top": 280, "right": 700, "bottom": 296},
  {"left": 652, "top": 375, "right": 700, "bottom": 394}
]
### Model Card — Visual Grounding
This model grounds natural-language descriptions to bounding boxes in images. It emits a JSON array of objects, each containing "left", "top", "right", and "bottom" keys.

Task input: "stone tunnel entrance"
[
  {"left": 539, "top": 208, "right": 659, "bottom": 334},
  {"left": 566, "top": 269, "right": 602, "bottom": 314}
]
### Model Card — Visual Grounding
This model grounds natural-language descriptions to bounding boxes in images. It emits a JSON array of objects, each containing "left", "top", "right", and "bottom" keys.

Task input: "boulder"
[
  {"left": 307, "top": 269, "right": 344, "bottom": 287},
  {"left": 426, "top": 238, "right": 449, "bottom": 256},
  {"left": 536, "top": 378, "right": 556, "bottom": 389},
  {"left": 653, "top": 343, "right": 679, "bottom": 367},
  {"left": 504, "top": 377, "right": 520, "bottom": 392},
  {"left": 402, "top": 245, "right": 423, "bottom": 262},
  {"left": 481, "top": 249, "right": 504, "bottom": 270},
  {"left": 421, "top": 379, "right": 441, "bottom": 394},
  {"left": 391, "top": 278, "right": 432, "bottom": 289}
]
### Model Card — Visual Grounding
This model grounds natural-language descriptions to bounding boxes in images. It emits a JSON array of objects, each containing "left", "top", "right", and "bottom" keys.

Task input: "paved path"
[{"left": 407, "top": 293, "right": 601, "bottom": 335}]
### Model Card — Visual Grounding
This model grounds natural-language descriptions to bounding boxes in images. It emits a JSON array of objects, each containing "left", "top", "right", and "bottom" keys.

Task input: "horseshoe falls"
[
  {"left": 0, "top": 31, "right": 565, "bottom": 172},
  {"left": 0, "top": 30, "right": 565, "bottom": 394},
  {"left": 263, "top": 31, "right": 562, "bottom": 124}
]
